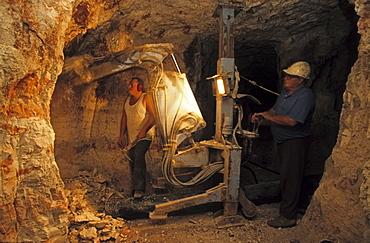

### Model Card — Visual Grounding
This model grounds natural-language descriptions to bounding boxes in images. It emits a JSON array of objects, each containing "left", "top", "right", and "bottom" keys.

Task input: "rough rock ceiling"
[
  {"left": 120, "top": 0, "right": 341, "bottom": 44},
  {"left": 66, "top": 0, "right": 354, "bottom": 61}
]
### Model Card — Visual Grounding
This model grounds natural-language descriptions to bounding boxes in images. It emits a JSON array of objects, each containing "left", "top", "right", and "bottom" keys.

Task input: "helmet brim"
[{"left": 283, "top": 69, "right": 309, "bottom": 79}]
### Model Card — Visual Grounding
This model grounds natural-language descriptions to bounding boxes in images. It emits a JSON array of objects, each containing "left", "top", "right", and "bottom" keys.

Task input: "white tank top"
[{"left": 125, "top": 93, "right": 153, "bottom": 144}]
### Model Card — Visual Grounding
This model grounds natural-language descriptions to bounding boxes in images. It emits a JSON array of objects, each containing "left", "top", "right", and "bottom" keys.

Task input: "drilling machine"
[{"left": 148, "top": 5, "right": 259, "bottom": 228}]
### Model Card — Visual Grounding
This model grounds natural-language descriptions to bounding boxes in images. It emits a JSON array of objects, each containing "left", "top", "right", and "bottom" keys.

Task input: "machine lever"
[{"left": 149, "top": 184, "right": 225, "bottom": 219}]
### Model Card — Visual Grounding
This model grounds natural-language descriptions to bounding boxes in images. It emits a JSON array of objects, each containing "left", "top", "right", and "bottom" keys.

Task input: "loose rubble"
[
  {"left": 64, "top": 170, "right": 132, "bottom": 242},
  {"left": 62, "top": 169, "right": 339, "bottom": 242}
]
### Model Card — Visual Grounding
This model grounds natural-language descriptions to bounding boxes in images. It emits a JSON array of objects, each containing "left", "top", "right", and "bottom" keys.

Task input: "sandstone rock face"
[
  {"left": 0, "top": 0, "right": 369, "bottom": 242},
  {"left": 300, "top": 1, "right": 370, "bottom": 241},
  {"left": 0, "top": 1, "right": 72, "bottom": 242}
]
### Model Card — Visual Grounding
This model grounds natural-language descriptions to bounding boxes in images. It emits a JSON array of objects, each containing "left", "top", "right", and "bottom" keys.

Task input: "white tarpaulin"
[{"left": 154, "top": 71, "right": 205, "bottom": 146}]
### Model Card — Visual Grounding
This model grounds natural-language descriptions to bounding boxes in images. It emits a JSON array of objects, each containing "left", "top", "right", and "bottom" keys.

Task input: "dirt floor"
[{"left": 123, "top": 202, "right": 308, "bottom": 243}]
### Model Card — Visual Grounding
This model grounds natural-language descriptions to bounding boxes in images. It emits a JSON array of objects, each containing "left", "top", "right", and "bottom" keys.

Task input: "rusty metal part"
[
  {"left": 214, "top": 212, "right": 246, "bottom": 229},
  {"left": 238, "top": 188, "right": 257, "bottom": 218},
  {"left": 173, "top": 144, "right": 209, "bottom": 168}
]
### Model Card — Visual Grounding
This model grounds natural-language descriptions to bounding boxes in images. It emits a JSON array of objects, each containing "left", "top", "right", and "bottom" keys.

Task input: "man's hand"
[
  {"left": 251, "top": 113, "right": 264, "bottom": 123},
  {"left": 137, "top": 130, "right": 146, "bottom": 140},
  {"left": 117, "top": 136, "right": 126, "bottom": 149}
]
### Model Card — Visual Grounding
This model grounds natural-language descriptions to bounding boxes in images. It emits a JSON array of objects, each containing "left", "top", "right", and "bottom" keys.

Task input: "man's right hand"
[
  {"left": 117, "top": 137, "right": 126, "bottom": 149},
  {"left": 251, "top": 113, "right": 261, "bottom": 123}
]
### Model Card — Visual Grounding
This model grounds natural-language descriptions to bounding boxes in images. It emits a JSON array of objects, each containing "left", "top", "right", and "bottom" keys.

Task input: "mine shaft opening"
[{"left": 234, "top": 43, "right": 280, "bottom": 187}]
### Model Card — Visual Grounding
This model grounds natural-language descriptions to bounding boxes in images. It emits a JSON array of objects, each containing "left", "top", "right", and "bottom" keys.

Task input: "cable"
[
  {"left": 243, "top": 160, "right": 280, "bottom": 176},
  {"left": 240, "top": 75, "right": 279, "bottom": 96},
  {"left": 243, "top": 165, "right": 259, "bottom": 184},
  {"left": 161, "top": 113, "right": 224, "bottom": 187}
]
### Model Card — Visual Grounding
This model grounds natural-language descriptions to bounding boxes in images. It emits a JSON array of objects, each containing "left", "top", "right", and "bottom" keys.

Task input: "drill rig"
[{"left": 147, "top": 5, "right": 259, "bottom": 228}]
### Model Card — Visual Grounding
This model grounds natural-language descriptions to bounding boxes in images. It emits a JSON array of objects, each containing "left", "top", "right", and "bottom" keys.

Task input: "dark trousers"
[
  {"left": 128, "top": 140, "right": 151, "bottom": 192},
  {"left": 277, "top": 137, "right": 311, "bottom": 219}
]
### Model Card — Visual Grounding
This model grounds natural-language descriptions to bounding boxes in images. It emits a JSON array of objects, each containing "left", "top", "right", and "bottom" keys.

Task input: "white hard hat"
[{"left": 283, "top": 61, "right": 311, "bottom": 79}]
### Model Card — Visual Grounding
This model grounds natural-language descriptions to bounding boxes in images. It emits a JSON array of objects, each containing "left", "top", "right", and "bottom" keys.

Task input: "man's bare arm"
[
  {"left": 118, "top": 101, "right": 128, "bottom": 148},
  {"left": 251, "top": 109, "right": 297, "bottom": 126},
  {"left": 137, "top": 94, "right": 156, "bottom": 139},
  {"left": 259, "top": 109, "right": 298, "bottom": 126}
]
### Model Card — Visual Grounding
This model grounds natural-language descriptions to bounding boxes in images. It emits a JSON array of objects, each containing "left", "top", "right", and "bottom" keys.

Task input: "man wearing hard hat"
[{"left": 251, "top": 61, "right": 316, "bottom": 228}]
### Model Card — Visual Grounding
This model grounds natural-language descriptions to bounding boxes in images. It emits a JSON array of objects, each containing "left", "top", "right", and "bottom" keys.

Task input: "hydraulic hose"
[{"left": 162, "top": 112, "right": 224, "bottom": 187}]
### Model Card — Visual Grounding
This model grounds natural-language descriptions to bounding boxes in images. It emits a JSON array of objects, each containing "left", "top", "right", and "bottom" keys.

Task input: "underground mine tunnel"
[{"left": 1, "top": 0, "right": 369, "bottom": 242}]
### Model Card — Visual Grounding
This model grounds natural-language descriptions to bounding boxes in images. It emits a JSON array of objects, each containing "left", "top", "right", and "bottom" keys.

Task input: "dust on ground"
[{"left": 125, "top": 203, "right": 306, "bottom": 243}]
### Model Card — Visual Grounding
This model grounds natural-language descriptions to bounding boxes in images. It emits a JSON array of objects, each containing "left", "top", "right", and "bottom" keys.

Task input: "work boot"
[
  {"left": 267, "top": 215, "right": 296, "bottom": 228},
  {"left": 133, "top": 190, "right": 144, "bottom": 199}
]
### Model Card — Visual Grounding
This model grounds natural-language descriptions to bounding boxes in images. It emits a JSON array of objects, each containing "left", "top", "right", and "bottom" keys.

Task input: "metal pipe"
[
  {"left": 170, "top": 53, "right": 182, "bottom": 74},
  {"left": 215, "top": 95, "right": 224, "bottom": 143}
]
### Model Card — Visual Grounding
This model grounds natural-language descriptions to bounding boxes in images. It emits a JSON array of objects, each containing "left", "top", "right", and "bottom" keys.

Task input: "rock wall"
[
  {"left": 0, "top": 0, "right": 120, "bottom": 241},
  {"left": 298, "top": 0, "right": 369, "bottom": 241},
  {"left": 0, "top": 1, "right": 73, "bottom": 241}
]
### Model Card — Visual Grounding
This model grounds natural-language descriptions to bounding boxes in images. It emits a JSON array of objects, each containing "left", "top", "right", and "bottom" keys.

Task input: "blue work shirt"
[{"left": 271, "top": 86, "right": 316, "bottom": 143}]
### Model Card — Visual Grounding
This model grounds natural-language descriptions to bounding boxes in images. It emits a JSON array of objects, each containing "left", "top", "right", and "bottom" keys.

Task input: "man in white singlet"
[{"left": 118, "top": 77, "right": 155, "bottom": 199}]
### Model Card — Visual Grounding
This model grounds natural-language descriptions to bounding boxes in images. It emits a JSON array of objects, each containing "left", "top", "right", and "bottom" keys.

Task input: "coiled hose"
[{"left": 162, "top": 112, "right": 224, "bottom": 188}]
